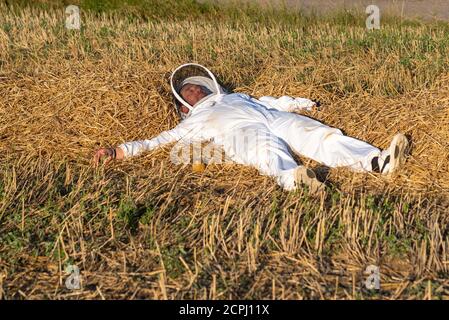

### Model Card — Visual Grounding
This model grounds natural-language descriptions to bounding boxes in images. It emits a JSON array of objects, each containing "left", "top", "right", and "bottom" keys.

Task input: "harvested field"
[{"left": 0, "top": 0, "right": 448, "bottom": 299}]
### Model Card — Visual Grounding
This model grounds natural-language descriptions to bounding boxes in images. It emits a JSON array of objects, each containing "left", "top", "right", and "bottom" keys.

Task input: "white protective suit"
[{"left": 118, "top": 64, "right": 388, "bottom": 190}]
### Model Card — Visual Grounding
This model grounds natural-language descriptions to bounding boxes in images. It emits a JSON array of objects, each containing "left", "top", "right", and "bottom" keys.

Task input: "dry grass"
[{"left": 0, "top": 1, "right": 449, "bottom": 299}]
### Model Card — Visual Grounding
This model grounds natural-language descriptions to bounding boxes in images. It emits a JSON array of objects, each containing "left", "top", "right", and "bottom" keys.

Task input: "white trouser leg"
[
  {"left": 268, "top": 113, "right": 381, "bottom": 172},
  {"left": 219, "top": 125, "right": 300, "bottom": 190}
]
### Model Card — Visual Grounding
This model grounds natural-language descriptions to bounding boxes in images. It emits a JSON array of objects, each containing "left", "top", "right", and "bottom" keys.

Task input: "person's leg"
[
  {"left": 268, "top": 113, "right": 388, "bottom": 173},
  {"left": 219, "top": 125, "right": 324, "bottom": 192}
]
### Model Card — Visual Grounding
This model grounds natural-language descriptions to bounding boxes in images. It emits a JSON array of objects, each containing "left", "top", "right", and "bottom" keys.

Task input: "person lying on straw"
[{"left": 93, "top": 63, "right": 409, "bottom": 194}]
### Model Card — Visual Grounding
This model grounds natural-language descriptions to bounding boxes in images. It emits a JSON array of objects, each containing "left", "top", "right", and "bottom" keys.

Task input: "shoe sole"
[
  {"left": 388, "top": 133, "right": 409, "bottom": 174},
  {"left": 294, "top": 166, "right": 325, "bottom": 195}
]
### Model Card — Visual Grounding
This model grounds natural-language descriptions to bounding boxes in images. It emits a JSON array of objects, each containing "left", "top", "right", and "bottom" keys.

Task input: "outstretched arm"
[
  {"left": 93, "top": 124, "right": 190, "bottom": 166},
  {"left": 118, "top": 127, "right": 183, "bottom": 158},
  {"left": 256, "top": 95, "right": 317, "bottom": 112}
]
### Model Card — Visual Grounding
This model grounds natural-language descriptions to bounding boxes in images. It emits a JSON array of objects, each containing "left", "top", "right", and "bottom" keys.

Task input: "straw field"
[{"left": 0, "top": 0, "right": 448, "bottom": 299}]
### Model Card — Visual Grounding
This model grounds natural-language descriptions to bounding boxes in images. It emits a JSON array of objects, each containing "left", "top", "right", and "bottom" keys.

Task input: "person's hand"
[{"left": 93, "top": 147, "right": 123, "bottom": 167}]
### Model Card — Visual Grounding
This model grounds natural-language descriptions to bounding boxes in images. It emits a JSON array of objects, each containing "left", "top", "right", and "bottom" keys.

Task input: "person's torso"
[{"left": 185, "top": 93, "right": 280, "bottom": 135}]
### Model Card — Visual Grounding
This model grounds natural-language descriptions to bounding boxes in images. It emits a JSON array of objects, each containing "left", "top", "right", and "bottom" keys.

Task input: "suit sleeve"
[
  {"left": 118, "top": 124, "right": 189, "bottom": 158},
  {"left": 256, "top": 95, "right": 316, "bottom": 112}
]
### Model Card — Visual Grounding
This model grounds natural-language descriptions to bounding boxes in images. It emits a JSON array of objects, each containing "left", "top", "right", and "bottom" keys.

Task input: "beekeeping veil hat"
[{"left": 170, "top": 63, "right": 227, "bottom": 120}]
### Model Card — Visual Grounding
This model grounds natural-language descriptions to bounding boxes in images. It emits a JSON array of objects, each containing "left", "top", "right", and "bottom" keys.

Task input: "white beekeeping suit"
[{"left": 119, "top": 64, "right": 408, "bottom": 191}]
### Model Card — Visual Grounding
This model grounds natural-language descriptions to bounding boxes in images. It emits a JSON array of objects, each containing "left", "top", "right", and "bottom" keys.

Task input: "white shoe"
[
  {"left": 370, "top": 133, "right": 409, "bottom": 175},
  {"left": 373, "top": 133, "right": 408, "bottom": 175},
  {"left": 294, "top": 166, "right": 325, "bottom": 195},
  {"left": 387, "top": 133, "right": 409, "bottom": 174}
]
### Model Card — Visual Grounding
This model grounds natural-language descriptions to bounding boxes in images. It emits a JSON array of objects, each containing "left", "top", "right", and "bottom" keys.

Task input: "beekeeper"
[{"left": 93, "top": 63, "right": 409, "bottom": 193}]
